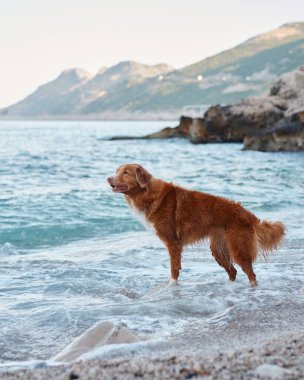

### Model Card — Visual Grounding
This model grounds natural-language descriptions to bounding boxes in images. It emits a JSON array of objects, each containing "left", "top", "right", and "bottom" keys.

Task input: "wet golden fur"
[{"left": 107, "top": 164, "right": 285, "bottom": 285}]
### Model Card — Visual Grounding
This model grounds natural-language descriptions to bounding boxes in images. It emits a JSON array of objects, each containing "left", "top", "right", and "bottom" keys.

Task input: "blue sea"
[{"left": 0, "top": 121, "right": 303, "bottom": 366}]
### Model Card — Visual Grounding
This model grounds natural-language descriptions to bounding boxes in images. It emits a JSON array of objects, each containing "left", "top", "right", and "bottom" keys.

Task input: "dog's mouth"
[{"left": 110, "top": 184, "right": 129, "bottom": 193}]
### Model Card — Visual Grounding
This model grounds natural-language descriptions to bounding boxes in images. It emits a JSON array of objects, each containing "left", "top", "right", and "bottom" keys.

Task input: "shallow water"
[{"left": 0, "top": 121, "right": 303, "bottom": 364}]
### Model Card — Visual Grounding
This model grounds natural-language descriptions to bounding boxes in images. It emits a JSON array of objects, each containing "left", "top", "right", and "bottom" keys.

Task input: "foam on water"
[{"left": 0, "top": 121, "right": 303, "bottom": 367}]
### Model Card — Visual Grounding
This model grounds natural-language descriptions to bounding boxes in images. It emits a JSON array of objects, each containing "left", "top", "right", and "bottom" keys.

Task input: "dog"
[{"left": 107, "top": 164, "right": 285, "bottom": 286}]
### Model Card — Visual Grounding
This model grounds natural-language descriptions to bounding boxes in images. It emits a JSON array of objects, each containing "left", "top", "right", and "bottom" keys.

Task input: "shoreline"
[
  {"left": 2, "top": 331, "right": 304, "bottom": 379},
  {"left": 0, "top": 114, "right": 179, "bottom": 122},
  {"left": 1, "top": 238, "right": 303, "bottom": 379}
]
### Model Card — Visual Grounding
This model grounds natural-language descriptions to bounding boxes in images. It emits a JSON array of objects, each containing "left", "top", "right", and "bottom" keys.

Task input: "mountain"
[
  {"left": 2, "top": 62, "right": 172, "bottom": 117},
  {"left": 100, "top": 22, "right": 303, "bottom": 115},
  {"left": 1, "top": 22, "right": 304, "bottom": 119},
  {"left": 180, "top": 22, "right": 304, "bottom": 76},
  {"left": 3, "top": 68, "right": 92, "bottom": 117},
  {"left": 66, "top": 61, "right": 173, "bottom": 114}
]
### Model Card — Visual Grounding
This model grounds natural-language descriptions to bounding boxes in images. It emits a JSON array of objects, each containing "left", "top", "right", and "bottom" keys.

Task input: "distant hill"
[
  {"left": 1, "top": 22, "right": 304, "bottom": 120},
  {"left": 2, "top": 62, "right": 173, "bottom": 118}
]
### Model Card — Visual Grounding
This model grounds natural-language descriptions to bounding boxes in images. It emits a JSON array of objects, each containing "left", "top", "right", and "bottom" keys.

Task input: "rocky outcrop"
[
  {"left": 244, "top": 116, "right": 304, "bottom": 152},
  {"left": 109, "top": 116, "right": 191, "bottom": 140},
  {"left": 243, "top": 68, "right": 304, "bottom": 151},
  {"left": 139, "top": 115, "right": 194, "bottom": 139},
  {"left": 109, "top": 126, "right": 182, "bottom": 141},
  {"left": 110, "top": 68, "right": 304, "bottom": 151},
  {"left": 202, "top": 98, "right": 286, "bottom": 142},
  {"left": 110, "top": 99, "right": 285, "bottom": 143},
  {"left": 188, "top": 118, "right": 206, "bottom": 143}
]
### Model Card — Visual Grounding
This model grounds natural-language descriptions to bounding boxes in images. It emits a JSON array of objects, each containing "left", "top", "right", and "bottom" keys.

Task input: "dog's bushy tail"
[{"left": 255, "top": 220, "right": 286, "bottom": 259}]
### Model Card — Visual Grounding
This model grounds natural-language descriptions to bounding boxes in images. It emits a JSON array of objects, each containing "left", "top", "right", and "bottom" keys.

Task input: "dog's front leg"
[{"left": 166, "top": 242, "right": 183, "bottom": 283}]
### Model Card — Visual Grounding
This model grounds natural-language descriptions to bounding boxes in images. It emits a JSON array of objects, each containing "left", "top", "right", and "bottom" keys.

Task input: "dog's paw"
[{"left": 169, "top": 278, "right": 178, "bottom": 286}]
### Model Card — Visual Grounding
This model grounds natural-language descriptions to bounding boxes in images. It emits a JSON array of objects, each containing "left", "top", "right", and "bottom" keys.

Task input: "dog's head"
[{"left": 107, "top": 164, "right": 152, "bottom": 193}]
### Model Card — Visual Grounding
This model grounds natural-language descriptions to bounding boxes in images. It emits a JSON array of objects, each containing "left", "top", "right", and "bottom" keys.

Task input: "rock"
[
  {"left": 253, "top": 364, "right": 289, "bottom": 379},
  {"left": 203, "top": 100, "right": 285, "bottom": 143},
  {"left": 191, "top": 98, "right": 285, "bottom": 144},
  {"left": 269, "top": 79, "right": 298, "bottom": 99},
  {"left": 109, "top": 116, "right": 190, "bottom": 141},
  {"left": 243, "top": 117, "right": 304, "bottom": 152},
  {"left": 269, "top": 81, "right": 282, "bottom": 96},
  {"left": 189, "top": 118, "right": 207, "bottom": 144},
  {"left": 144, "top": 116, "right": 202, "bottom": 141},
  {"left": 270, "top": 69, "right": 304, "bottom": 101},
  {"left": 51, "top": 321, "right": 145, "bottom": 362},
  {"left": 144, "top": 125, "right": 184, "bottom": 139},
  {"left": 204, "top": 105, "right": 230, "bottom": 142},
  {"left": 110, "top": 99, "right": 285, "bottom": 144},
  {"left": 140, "top": 115, "right": 193, "bottom": 139},
  {"left": 179, "top": 116, "right": 193, "bottom": 135},
  {"left": 243, "top": 69, "right": 304, "bottom": 151}
]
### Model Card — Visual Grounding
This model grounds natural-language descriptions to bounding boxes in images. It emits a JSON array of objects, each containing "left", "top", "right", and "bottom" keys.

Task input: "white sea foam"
[{"left": 0, "top": 242, "right": 18, "bottom": 256}]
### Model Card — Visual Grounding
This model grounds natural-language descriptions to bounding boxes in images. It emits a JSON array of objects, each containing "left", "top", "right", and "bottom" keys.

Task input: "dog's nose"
[{"left": 107, "top": 176, "right": 113, "bottom": 184}]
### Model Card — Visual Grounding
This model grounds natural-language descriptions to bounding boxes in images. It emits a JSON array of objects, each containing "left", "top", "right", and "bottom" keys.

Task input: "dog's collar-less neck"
[{"left": 126, "top": 188, "right": 153, "bottom": 213}]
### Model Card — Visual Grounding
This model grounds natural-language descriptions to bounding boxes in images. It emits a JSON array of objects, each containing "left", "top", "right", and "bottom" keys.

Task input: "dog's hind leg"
[
  {"left": 210, "top": 230, "right": 237, "bottom": 281},
  {"left": 225, "top": 226, "right": 257, "bottom": 286}
]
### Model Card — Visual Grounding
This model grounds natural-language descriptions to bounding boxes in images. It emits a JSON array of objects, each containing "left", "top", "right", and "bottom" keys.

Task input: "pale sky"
[{"left": 0, "top": 0, "right": 303, "bottom": 108}]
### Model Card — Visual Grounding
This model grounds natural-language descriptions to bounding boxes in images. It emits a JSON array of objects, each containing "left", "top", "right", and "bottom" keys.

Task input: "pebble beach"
[{"left": 2, "top": 332, "right": 304, "bottom": 380}]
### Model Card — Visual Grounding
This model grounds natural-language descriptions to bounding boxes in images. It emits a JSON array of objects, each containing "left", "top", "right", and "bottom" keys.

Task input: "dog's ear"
[{"left": 135, "top": 166, "right": 152, "bottom": 188}]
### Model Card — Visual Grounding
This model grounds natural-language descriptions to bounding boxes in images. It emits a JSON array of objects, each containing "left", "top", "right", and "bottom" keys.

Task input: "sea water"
[{"left": 0, "top": 121, "right": 303, "bottom": 364}]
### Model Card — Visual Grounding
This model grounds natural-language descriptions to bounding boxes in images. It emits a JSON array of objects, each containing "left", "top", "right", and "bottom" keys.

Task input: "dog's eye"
[{"left": 123, "top": 170, "right": 129, "bottom": 175}]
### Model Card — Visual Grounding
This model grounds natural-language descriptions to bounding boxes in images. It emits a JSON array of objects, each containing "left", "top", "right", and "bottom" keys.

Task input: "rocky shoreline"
[
  {"left": 111, "top": 68, "right": 304, "bottom": 152},
  {"left": 2, "top": 332, "right": 304, "bottom": 380}
]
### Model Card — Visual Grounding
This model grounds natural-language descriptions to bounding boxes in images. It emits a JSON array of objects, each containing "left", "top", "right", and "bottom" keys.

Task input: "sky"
[{"left": 0, "top": 0, "right": 303, "bottom": 108}]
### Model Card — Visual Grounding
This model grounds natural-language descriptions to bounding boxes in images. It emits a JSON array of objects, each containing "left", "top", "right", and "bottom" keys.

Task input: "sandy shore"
[{"left": 2, "top": 332, "right": 304, "bottom": 380}]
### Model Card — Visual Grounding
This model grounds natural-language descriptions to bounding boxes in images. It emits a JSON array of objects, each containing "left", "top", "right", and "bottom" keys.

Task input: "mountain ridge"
[{"left": 1, "top": 22, "right": 303, "bottom": 120}]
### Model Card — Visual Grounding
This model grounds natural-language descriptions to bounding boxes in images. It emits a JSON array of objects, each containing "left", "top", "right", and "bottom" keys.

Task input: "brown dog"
[{"left": 107, "top": 164, "right": 285, "bottom": 286}]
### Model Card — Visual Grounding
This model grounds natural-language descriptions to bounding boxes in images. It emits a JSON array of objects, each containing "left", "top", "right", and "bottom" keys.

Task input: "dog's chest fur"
[{"left": 127, "top": 199, "right": 155, "bottom": 231}]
